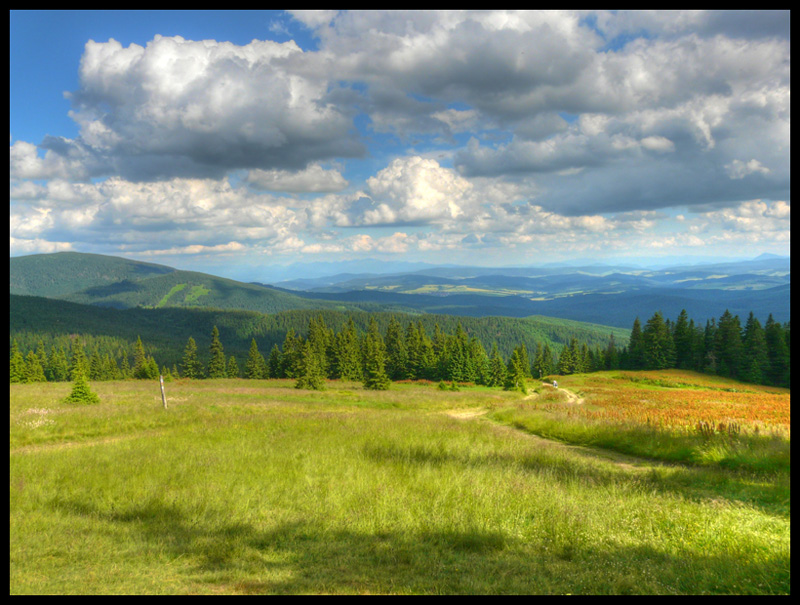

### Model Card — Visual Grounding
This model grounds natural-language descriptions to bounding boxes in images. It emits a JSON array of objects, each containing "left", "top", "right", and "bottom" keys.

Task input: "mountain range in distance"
[{"left": 9, "top": 251, "right": 790, "bottom": 329}]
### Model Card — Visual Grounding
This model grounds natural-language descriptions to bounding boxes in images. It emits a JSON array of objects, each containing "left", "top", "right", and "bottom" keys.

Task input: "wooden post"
[{"left": 160, "top": 374, "right": 167, "bottom": 409}]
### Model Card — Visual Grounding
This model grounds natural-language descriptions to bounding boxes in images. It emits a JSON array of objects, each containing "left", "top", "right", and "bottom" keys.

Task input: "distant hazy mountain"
[{"left": 9, "top": 251, "right": 789, "bottom": 329}]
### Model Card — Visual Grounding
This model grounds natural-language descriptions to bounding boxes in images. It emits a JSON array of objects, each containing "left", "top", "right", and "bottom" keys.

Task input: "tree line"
[
  {"left": 10, "top": 308, "right": 790, "bottom": 390},
  {"left": 620, "top": 309, "right": 790, "bottom": 388}
]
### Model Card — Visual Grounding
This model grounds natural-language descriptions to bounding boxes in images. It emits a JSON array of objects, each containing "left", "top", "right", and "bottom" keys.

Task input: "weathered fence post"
[{"left": 160, "top": 374, "right": 167, "bottom": 409}]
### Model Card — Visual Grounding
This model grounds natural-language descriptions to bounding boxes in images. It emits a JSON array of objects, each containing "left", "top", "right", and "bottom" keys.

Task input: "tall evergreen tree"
[
  {"left": 295, "top": 340, "right": 327, "bottom": 390},
  {"left": 47, "top": 346, "right": 70, "bottom": 382},
  {"left": 488, "top": 342, "right": 506, "bottom": 387},
  {"left": 227, "top": 355, "right": 240, "bottom": 379},
  {"left": 385, "top": 316, "right": 410, "bottom": 380},
  {"left": 627, "top": 317, "right": 646, "bottom": 370},
  {"left": 765, "top": 314, "right": 790, "bottom": 387},
  {"left": 69, "top": 338, "right": 90, "bottom": 381},
  {"left": 604, "top": 334, "right": 619, "bottom": 370},
  {"left": 24, "top": 351, "right": 47, "bottom": 383},
  {"left": 362, "top": 317, "right": 391, "bottom": 390},
  {"left": 207, "top": 326, "right": 227, "bottom": 378},
  {"left": 714, "top": 310, "right": 743, "bottom": 379},
  {"left": 280, "top": 328, "right": 304, "bottom": 379},
  {"left": 181, "top": 336, "right": 202, "bottom": 379},
  {"left": 642, "top": 311, "right": 675, "bottom": 370},
  {"left": 334, "top": 318, "right": 362, "bottom": 381},
  {"left": 132, "top": 335, "right": 148, "bottom": 379},
  {"left": 739, "top": 312, "right": 769, "bottom": 384},
  {"left": 10, "top": 340, "right": 26, "bottom": 384},
  {"left": 503, "top": 346, "right": 527, "bottom": 393},
  {"left": 267, "top": 344, "right": 282, "bottom": 379},
  {"left": 245, "top": 339, "right": 266, "bottom": 379},
  {"left": 672, "top": 309, "right": 693, "bottom": 370}
]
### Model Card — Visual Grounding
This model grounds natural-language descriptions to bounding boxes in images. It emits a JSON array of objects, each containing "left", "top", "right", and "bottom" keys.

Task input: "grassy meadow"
[{"left": 10, "top": 374, "right": 790, "bottom": 594}]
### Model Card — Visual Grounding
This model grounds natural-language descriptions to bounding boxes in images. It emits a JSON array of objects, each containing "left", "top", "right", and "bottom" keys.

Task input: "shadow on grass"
[
  {"left": 47, "top": 494, "right": 788, "bottom": 594},
  {"left": 361, "top": 441, "right": 790, "bottom": 519}
]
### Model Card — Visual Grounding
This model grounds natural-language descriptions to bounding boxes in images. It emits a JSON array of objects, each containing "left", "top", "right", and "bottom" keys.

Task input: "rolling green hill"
[
  {"left": 9, "top": 294, "right": 629, "bottom": 371},
  {"left": 9, "top": 251, "right": 175, "bottom": 298},
  {"left": 9, "top": 252, "right": 416, "bottom": 316}
]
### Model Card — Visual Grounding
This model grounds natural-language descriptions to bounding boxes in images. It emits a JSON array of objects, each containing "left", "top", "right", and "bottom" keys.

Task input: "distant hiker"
[{"left": 553, "top": 380, "right": 558, "bottom": 389}]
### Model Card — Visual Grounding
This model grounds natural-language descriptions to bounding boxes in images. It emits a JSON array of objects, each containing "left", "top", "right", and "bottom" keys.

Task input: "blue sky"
[{"left": 10, "top": 10, "right": 790, "bottom": 281}]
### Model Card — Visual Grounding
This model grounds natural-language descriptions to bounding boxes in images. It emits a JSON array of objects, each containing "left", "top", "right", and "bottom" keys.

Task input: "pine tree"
[
  {"left": 295, "top": 340, "right": 327, "bottom": 390},
  {"left": 672, "top": 309, "right": 693, "bottom": 370},
  {"left": 267, "top": 344, "right": 281, "bottom": 379},
  {"left": 334, "top": 318, "right": 362, "bottom": 381},
  {"left": 642, "top": 311, "right": 675, "bottom": 370},
  {"left": 207, "top": 326, "right": 227, "bottom": 378},
  {"left": 89, "top": 351, "right": 103, "bottom": 380},
  {"left": 362, "top": 318, "right": 391, "bottom": 390},
  {"left": 714, "top": 310, "right": 743, "bottom": 379},
  {"left": 488, "top": 342, "right": 506, "bottom": 387},
  {"left": 48, "top": 346, "right": 70, "bottom": 382},
  {"left": 181, "top": 337, "right": 202, "bottom": 379},
  {"left": 469, "top": 336, "right": 490, "bottom": 385},
  {"left": 604, "top": 334, "right": 619, "bottom": 370},
  {"left": 739, "top": 312, "right": 769, "bottom": 384},
  {"left": 765, "top": 314, "right": 789, "bottom": 387},
  {"left": 63, "top": 368, "right": 100, "bottom": 404},
  {"left": 10, "top": 340, "right": 26, "bottom": 383},
  {"left": 132, "top": 336, "right": 149, "bottom": 379},
  {"left": 24, "top": 351, "right": 47, "bottom": 383},
  {"left": 627, "top": 317, "right": 645, "bottom": 370},
  {"left": 503, "top": 347, "right": 527, "bottom": 393},
  {"left": 245, "top": 339, "right": 265, "bottom": 379},
  {"left": 119, "top": 354, "right": 132, "bottom": 379},
  {"left": 280, "top": 329, "right": 304, "bottom": 379},
  {"left": 227, "top": 355, "right": 240, "bottom": 379},
  {"left": 385, "top": 316, "right": 409, "bottom": 380},
  {"left": 69, "top": 338, "right": 90, "bottom": 381},
  {"left": 557, "top": 343, "right": 574, "bottom": 375}
]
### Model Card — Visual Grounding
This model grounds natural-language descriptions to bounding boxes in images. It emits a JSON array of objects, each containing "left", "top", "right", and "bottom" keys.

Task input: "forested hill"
[
  {"left": 9, "top": 252, "right": 415, "bottom": 315},
  {"left": 9, "top": 251, "right": 175, "bottom": 298},
  {"left": 9, "top": 294, "right": 629, "bottom": 371}
]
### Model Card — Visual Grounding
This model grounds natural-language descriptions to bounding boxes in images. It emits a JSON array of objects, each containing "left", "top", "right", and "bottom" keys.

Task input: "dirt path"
[{"left": 540, "top": 382, "right": 584, "bottom": 404}]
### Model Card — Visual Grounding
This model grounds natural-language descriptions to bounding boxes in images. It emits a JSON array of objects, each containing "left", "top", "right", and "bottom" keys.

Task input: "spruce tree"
[
  {"left": 503, "top": 347, "right": 527, "bottom": 393},
  {"left": 334, "top": 318, "right": 362, "bottom": 381},
  {"left": 24, "top": 351, "right": 47, "bottom": 383},
  {"left": 295, "top": 340, "right": 327, "bottom": 390},
  {"left": 48, "top": 346, "right": 70, "bottom": 382},
  {"left": 63, "top": 368, "right": 100, "bottom": 404},
  {"left": 69, "top": 339, "right": 90, "bottom": 381},
  {"left": 132, "top": 336, "right": 148, "bottom": 379},
  {"left": 488, "top": 342, "right": 506, "bottom": 387},
  {"left": 627, "top": 317, "right": 645, "bottom": 370},
  {"left": 181, "top": 337, "right": 202, "bottom": 379},
  {"left": 385, "top": 316, "right": 409, "bottom": 380},
  {"left": 604, "top": 334, "right": 619, "bottom": 370},
  {"left": 227, "top": 355, "right": 240, "bottom": 379},
  {"left": 714, "top": 310, "right": 743, "bottom": 379},
  {"left": 740, "top": 312, "right": 769, "bottom": 384},
  {"left": 363, "top": 318, "right": 391, "bottom": 390},
  {"left": 642, "top": 311, "right": 675, "bottom": 370},
  {"left": 207, "top": 326, "right": 227, "bottom": 378},
  {"left": 765, "top": 315, "right": 789, "bottom": 387},
  {"left": 10, "top": 340, "right": 26, "bottom": 384},
  {"left": 267, "top": 344, "right": 281, "bottom": 379},
  {"left": 245, "top": 339, "right": 265, "bottom": 379}
]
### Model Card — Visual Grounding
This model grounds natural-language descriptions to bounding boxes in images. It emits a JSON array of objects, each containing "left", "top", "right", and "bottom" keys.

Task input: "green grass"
[
  {"left": 156, "top": 283, "right": 187, "bottom": 308},
  {"left": 10, "top": 379, "right": 790, "bottom": 594}
]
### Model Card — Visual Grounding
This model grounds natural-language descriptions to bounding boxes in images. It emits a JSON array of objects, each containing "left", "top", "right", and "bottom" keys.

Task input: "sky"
[{"left": 9, "top": 10, "right": 791, "bottom": 282}]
